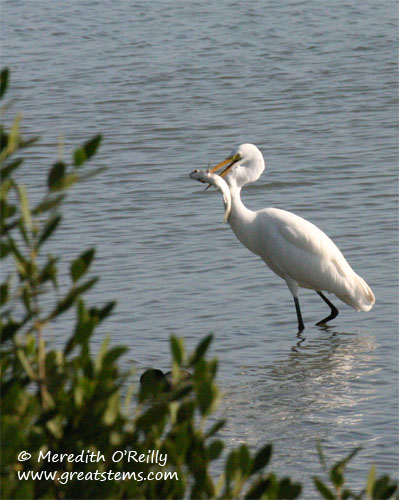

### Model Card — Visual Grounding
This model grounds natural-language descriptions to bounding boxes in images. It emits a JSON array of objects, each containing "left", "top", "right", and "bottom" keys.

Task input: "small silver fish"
[{"left": 190, "top": 169, "right": 232, "bottom": 223}]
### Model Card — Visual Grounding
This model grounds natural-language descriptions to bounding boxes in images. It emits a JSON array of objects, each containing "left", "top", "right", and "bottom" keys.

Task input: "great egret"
[{"left": 190, "top": 143, "right": 375, "bottom": 331}]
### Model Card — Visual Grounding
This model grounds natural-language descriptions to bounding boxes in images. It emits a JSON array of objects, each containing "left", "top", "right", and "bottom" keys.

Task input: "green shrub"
[{"left": 1, "top": 68, "right": 397, "bottom": 500}]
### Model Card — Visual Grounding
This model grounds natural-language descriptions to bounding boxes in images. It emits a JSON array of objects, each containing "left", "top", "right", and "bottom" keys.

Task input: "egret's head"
[{"left": 209, "top": 143, "right": 265, "bottom": 189}]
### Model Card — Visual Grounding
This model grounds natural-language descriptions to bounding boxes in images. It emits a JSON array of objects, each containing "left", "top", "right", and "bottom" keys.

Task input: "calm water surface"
[{"left": 3, "top": 0, "right": 398, "bottom": 493}]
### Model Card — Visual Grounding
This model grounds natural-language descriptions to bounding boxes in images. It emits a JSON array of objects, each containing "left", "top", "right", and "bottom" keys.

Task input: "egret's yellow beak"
[
  {"left": 209, "top": 157, "right": 232, "bottom": 176},
  {"left": 203, "top": 154, "right": 240, "bottom": 191},
  {"left": 209, "top": 155, "right": 238, "bottom": 178}
]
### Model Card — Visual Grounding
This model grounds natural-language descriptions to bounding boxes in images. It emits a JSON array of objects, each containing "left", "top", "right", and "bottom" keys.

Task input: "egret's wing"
[
  {"left": 263, "top": 208, "right": 351, "bottom": 282},
  {"left": 269, "top": 208, "right": 332, "bottom": 256}
]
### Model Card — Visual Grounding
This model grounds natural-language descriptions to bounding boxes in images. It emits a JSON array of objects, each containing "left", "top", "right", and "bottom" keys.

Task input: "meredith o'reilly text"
[{"left": 38, "top": 449, "right": 168, "bottom": 467}]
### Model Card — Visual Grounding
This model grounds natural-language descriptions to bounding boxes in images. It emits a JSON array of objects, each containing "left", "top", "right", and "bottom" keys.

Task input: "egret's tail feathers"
[{"left": 338, "top": 273, "right": 375, "bottom": 312}]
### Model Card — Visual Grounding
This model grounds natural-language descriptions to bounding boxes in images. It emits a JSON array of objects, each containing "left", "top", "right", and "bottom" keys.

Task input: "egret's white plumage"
[{"left": 190, "top": 143, "right": 375, "bottom": 330}]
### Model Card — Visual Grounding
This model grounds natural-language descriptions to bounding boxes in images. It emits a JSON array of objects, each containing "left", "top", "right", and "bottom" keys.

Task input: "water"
[{"left": 3, "top": 0, "right": 398, "bottom": 494}]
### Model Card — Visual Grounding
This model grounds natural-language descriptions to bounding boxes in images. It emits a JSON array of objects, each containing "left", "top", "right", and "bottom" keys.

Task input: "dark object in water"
[
  {"left": 140, "top": 368, "right": 168, "bottom": 392},
  {"left": 140, "top": 368, "right": 192, "bottom": 394}
]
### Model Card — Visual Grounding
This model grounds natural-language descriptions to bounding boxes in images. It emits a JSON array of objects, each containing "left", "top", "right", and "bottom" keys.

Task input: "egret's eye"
[{"left": 232, "top": 153, "right": 242, "bottom": 162}]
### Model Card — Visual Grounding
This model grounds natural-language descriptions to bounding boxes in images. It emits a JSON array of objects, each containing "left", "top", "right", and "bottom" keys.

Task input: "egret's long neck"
[{"left": 227, "top": 182, "right": 257, "bottom": 253}]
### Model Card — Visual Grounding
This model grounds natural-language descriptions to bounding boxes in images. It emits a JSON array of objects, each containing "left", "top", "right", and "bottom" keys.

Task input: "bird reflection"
[
  {"left": 219, "top": 329, "right": 379, "bottom": 456},
  {"left": 292, "top": 330, "right": 306, "bottom": 351}
]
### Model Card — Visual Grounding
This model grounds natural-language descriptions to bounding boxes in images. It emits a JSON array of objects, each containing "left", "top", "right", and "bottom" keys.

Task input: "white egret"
[{"left": 190, "top": 143, "right": 375, "bottom": 331}]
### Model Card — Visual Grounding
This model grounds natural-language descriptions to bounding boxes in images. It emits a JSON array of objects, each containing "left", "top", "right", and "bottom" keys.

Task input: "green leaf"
[
  {"left": 95, "top": 334, "right": 110, "bottom": 371},
  {"left": 18, "top": 215, "right": 30, "bottom": 246},
  {"left": 22, "top": 285, "right": 33, "bottom": 314},
  {"left": 244, "top": 478, "right": 272, "bottom": 499},
  {"left": 46, "top": 416, "right": 63, "bottom": 439},
  {"left": 330, "top": 465, "right": 344, "bottom": 489},
  {"left": 0, "top": 241, "right": 10, "bottom": 259},
  {"left": 278, "top": 478, "right": 302, "bottom": 499},
  {"left": 74, "top": 384, "right": 84, "bottom": 408},
  {"left": 16, "top": 184, "right": 32, "bottom": 231},
  {"left": 70, "top": 248, "right": 95, "bottom": 283},
  {"left": 103, "top": 391, "right": 120, "bottom": 426},
  {"left": 64, "top": 300, "right": 89, "bottom": 354},
  {"left": 37, "top": 214, "right": 61, "bottom": 248},
  {"left": 366, "top": 465, "right": 376, "bottom": 498},
  {"left": 251, "top": 444, "right": 272, "bottom": 474},
  {"left": 35, "top": 408, "right": 59, "bottom": 426},
  {"left": 169, "top": 385, "right": 192, "bottom": 402},
  {"left": 2, "top": 114, "right": 21, "bottom": 158},
  {"left": 74, "top": 275, "right": 98, "bottom": 295},
  {"left": 238, "top": 444, "right": 252, "bottom": 476},
  {"left": 207, "top": 440, "right": 224, "bottom": 461},
  {"left": 74, "top": 147, "right": 86, "bottom": 167},
  {"left": 189, "top": 334, "right": 213, "bottom": 366},
  {"left": 136, "top": 404, "right": 168, "bottom": 430},
  {"left": 1, "top": 157, "right": 23, "bottom": 179},
  {"left": 97, "top": 301, "right": 116, "bottom": 321},
  {"left": 124, "top": 382, "right": 135, "bottom": 415},
  {"left": 335, "top": 447, "right": 361, "bottom": 469},
  {"left": 0, "top": 68, "right": 9, "bottom": 99},
  {"left": 77, "top": 297, "right": 89, "bottom": 324},
  {"left": 372, "top": 475, "right": 398, "bottom": 499},
  {"left": 48, "top": 161, "right": 66, "bottom": 191},
  {"left": 51, "top": 172, "right": 78, "bottom": 191},
  {"left": 1, "top": 177, "right": 13, "bottom": 198},
  {"left": 19, "top": 136, "right": 39, "bottom": 150},
  {"left": 8, "top": 236, "right": 27, "bottom": 269},
  {"left": 75, "top": 317, "right": 95, "bottom": 346},
  {"left": 316, "top": 440, "right": 328, "bottom": 472},
  {"left": 225, "top": 450, "right": 240, "bottom": 480},
  {"left": 0, "top": 321, "right": 21, "bottom": 343},
  {"left": 176, "top": 400, "right": 195, "bottom": 423},
  {"left": 103, "top": 346, "right": 128, "bottom": 366},
  {"left": 73, "top": 134, "right": 102, "bottom": 167},
  {"left": 16, "top": 348, "right": 37, "bottom": 381},
  {"left": 83, "top": 134, "right": 102, "bottom": 159},
  {"left": 51, "top": 277, "right": 98, "bottom": 319},
  {"left": 32, "top": 194, "right": 65, "bottom": 215},
  {"left": 37, "top": 255, "right": 58, "bottom": 287},
  {"left": 171, "top": 336, "right": 184, "bottom": 366},
  {"left": 313, "top": 478, "right": 335, "bottom": 500},
  {"left": 196, "top": 380, "right": 218, "bottom": 416},
  {"left": 1, "top": 200, "right": 16, "bottom": 222},
  {"left": 205, "top": 419, "right": 226, "bottom": 438},
  {"left": 0, "top": 282, "right": 8, "bottom": 305},
  {"left": 0, "top": 128, "right": 7, "bottom": 153}
]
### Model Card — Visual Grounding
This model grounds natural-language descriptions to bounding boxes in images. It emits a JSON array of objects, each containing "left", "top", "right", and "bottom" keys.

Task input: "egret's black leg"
[
  {"left": 294, "top": 297, "right": 305, "bottom": 331},
  {"left": 316, "top": 291, "right": 339, "bottom": 325}
]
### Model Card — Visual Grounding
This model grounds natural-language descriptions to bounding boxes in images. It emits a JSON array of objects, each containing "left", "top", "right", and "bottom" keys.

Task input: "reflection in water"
[{"left": 219, "top": 330, "right": 381, "bottom": 484}]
